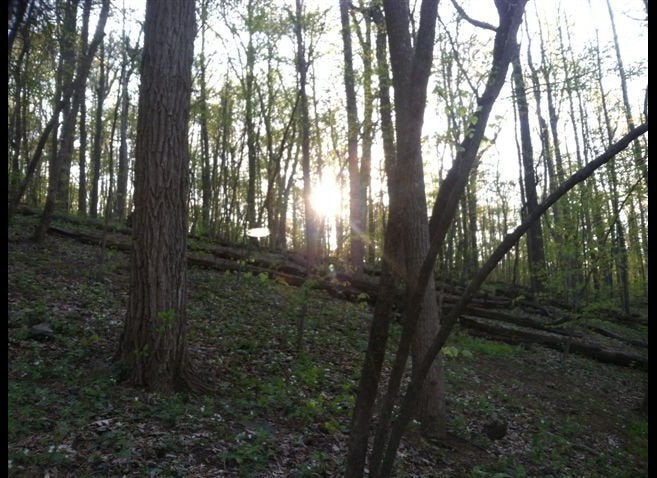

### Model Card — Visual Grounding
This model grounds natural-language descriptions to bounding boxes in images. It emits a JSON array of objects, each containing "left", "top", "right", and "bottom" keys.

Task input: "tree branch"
[{"left": 450, "top": 0, "right": 497, "bottom": 31}]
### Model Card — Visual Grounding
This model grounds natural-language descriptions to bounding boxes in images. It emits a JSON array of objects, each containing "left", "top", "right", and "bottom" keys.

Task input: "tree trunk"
[
  {"left": 512, "top": 55, "right": 545, "bottom": 293},
  {"left": 245, "top": 0, "right": 259, "bottom": 243},
  {"left": 380, "top": 121, "right": 646, "bottom": 478},
  {"left": 115, "top": 0, "right": 201, "bottom": 392},
  {"left": 382, "top": 0, "right": 445, "bottom": 443},
  {"left": 114, "top": 54, "right": 131, "bottom": 220},
  {"left": 30, "top": 0, "right": 109, "bottom": 240},
  {"left": 354, "top": 8, "right": 375, "bottom": 266},
  {"left": 90, "top": 40, "right": 107, "bottom": 218},
  {"left": 77, "top": 0, "right": 91, "bottom": 215},
  {"left": 370, "top": 2, "right": 529, "bottom": 474},
  {"left": 594, "top": 36, "right": 631, "bottom": 314},
  {"left": 605, "top": 0, "right": 647, "bottom": 187},
  {"left": 199, "top": 0, "right": 212, "bottom": 234},
  {"left": 54, "top": 0, "right": 80, "bottom": 213},
  {"left": 295, "top": 0, "right": 320, "bottom": 261},
  {"left": 340, "top": 0, "right": 364, "bottom": 269}
]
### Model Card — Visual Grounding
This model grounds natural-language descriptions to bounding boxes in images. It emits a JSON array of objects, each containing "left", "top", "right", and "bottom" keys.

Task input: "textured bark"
[{"left": 115, "top": 0, "right": 199, "bottom": 392}]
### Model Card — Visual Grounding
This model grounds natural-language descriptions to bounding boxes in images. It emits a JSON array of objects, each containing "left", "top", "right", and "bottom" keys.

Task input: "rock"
[{"left": 28, "top": 322, "right": 54, "bottom": 340}]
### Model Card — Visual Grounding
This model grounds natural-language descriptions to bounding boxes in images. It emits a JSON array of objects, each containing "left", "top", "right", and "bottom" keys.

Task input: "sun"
[{"left": 311, "top": 177, "right": 342, "bottom": 219}]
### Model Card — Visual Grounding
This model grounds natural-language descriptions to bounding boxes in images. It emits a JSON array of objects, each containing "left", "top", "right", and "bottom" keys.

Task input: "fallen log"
[
  {"left": 459, "top": 315, "right": 648, "bottom": 371},
  {"left": 46, "top": 224, "right": 648, "bottom": 370}
]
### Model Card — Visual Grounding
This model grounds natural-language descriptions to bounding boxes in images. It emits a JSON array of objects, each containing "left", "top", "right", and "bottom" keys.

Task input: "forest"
[{"left": 7, "top": 0, "right": 648, "bottom": 477}]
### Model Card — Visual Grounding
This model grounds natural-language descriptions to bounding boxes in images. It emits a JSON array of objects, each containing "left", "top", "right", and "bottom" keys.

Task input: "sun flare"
[{"left": 310, "top": 177, "right": 341, "bottom": 219}]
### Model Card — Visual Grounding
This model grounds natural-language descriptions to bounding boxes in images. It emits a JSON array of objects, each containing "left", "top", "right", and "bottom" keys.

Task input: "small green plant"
[
  {"left": 157, "top": 393, "right": 189, "bottom": 427},
  {"left": 295, "top": 450, "right": 333, "bottom": 476},
  {"left": 222, "top": 429, "right": 273, "bottom": 476},
  {"left": 627, "top": 419, "right": 648, "bottom": 461},
  {"left": 450, "top": 333, "right": 516, "bottom": 357},
  {"left": 470, "top": 460, "right": 527, "bottom": 478}
]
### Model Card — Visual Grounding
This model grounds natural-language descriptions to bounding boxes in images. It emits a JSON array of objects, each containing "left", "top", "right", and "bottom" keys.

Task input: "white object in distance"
[{"left": 247, "top": 227, "right": 270, "bottom": 239}]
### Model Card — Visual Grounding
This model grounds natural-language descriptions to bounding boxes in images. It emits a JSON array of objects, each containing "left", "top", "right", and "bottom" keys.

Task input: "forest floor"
[{"left": 8, "top": 214, "right": 649, "bottom": 478}]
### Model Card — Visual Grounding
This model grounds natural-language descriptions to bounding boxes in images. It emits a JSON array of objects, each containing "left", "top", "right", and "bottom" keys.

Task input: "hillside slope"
[{"left": 8, "top": 214, "right": 648, "bottom": 477}]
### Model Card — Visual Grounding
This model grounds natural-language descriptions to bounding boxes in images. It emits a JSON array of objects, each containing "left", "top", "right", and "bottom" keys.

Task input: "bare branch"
[{"left": 450, "top": 0, "right": 497, "bottom": 31}]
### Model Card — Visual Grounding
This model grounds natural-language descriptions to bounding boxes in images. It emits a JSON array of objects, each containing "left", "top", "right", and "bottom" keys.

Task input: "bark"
[
  {"left": 512, "top": 55, "right": 545, "bottom": 292},
  {"left": 90, "top": 40, "right": 107, "bottom": 218},
  {"left": 605, "top": 0, "right": 647, "bottom": 186},
  {"left": 340, "top": 0, "right": 364, "bottom": 270},
  {"left": 594, "top": 35, "right": 631, "bottom": 314},
  {"left": 28, "top": 0, "right": 109, "bottom": 238},
  {"left": 54, "top": 0, "right": 80, "bottom": 212},
  {"left": 295, "top": 0, "right": 320, "bottom": 261},
  {"left": 9, "top": 25, "right": 30, "bottom": 197},
  {"left": 115, "top": 0, "right": 202, "bottom": 392},
  {"left": 77, "top": 0, "right": 91, "bottom": 215},
  {"left": 373, "top": 2, "right": 529, "bottom": 474},
  {"left": 245, "top": 0, "right": 259, "bottom": 242},
  {"left": 114, "top": 40, "right": 133, "bottom": 220},
  {"left": 380, "top": 119, "right": 647, "bottom": 476},
  {"left": 384, "top": 0, "right": 446, "bottom": 446},
  {"left": 346, "top": 0, "right": 443, "bottom": 475},
  {"left": 199, "top": 0, "right": 211, "bottom": 233},
  {"left": 462, "top": 316, "right": 647, "bottom": 370},
  {"left": 8, "top": 0, "right": 31, "bottom": 55},
  {"left": 355, "top": 9, "right": 375, "bottom": 266}
]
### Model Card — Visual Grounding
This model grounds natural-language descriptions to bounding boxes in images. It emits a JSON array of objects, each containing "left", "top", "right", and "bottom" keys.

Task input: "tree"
[
  {"left": 114, "top": 0, "right": 201, "bottom": 392},
  {"left": 23, "top": 0, "right": 110, "bottom": 237},
  {"left": 294, "top": 0, "right": 320, "bottom": 260},
  {"left": 76, "top": 0, "right": 91, "bottom": 215},
  {"left": 346, "top": 1, "right": 528, "bottom": 475},
  {"left": 512, "top": 54, "right": 545, "bottom": 293}
]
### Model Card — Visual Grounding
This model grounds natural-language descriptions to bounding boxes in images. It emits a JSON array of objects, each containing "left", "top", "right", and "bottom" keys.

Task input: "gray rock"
[{"left": 29, "top": 322, "right": 54, "bottom": 339}]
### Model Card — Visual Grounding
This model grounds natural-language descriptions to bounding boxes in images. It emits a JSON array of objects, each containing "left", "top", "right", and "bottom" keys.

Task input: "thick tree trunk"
[
  {"left": 115, "top": 0, "right": 200, "bottom": 392},
  {"left": 382, "top": 0, "right": 445, "bottom": 443}
]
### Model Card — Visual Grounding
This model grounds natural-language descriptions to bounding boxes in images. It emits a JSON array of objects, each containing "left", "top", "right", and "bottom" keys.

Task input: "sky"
[{"left": 99, "top": 0, "right": 647, "bottom": 228}]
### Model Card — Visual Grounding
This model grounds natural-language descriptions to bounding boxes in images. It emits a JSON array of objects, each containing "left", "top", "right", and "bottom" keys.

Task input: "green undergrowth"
[{"left": 7, "top": 213, "right": 648, "bottom": 477}]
